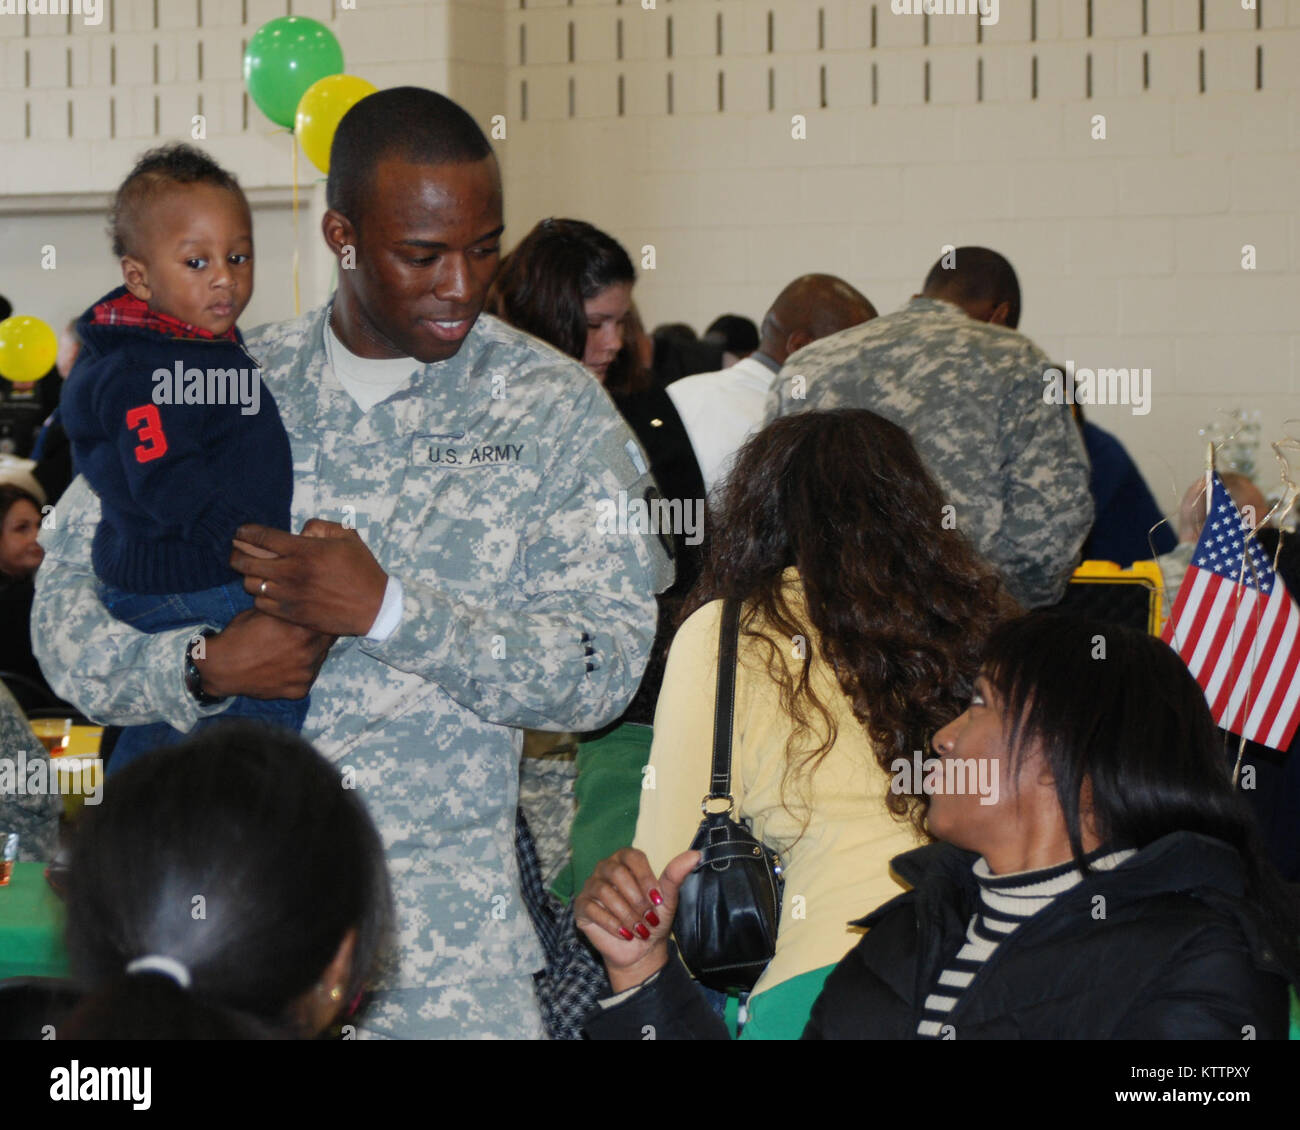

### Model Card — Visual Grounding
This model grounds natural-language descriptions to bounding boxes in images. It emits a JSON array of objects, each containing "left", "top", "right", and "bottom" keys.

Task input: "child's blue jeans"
[{"left": 99, "top": 578, "right": 310, "bottom": 776}]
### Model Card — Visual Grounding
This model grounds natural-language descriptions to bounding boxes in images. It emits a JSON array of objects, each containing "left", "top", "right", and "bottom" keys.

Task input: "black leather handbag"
[{"left": 672, "top": 598, "right": 784, "bottom": 994}]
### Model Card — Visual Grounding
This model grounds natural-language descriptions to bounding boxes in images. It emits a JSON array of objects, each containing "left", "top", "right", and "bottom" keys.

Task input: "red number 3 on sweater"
[{"left": 126, "top": 404, "right": 168, "bottom": 463}]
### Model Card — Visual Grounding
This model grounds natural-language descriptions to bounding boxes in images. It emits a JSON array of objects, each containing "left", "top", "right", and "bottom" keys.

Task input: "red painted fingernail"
[
  {"left": 649, "top": 889, "right": 664, "bottom": 906},
  {"left": 618, "top": 927, "right": 634, "bottom": 941},
  {"left": 644, "top": 910, "right": 660, "bottom": 927},
  {"left": 634, "top": 923, "right": 650, "bottom": 939}
]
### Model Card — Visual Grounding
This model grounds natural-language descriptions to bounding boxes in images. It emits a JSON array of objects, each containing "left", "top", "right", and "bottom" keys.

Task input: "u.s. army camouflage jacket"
[
  {"left": 0, "top": 680, "right": 60, "bottom": 862},
  {"left": 32, "top": 304, "right": 674, "bottom": 1010},
  {"left": 769, "top": 296, "right": 1093, "bottom": 608}
]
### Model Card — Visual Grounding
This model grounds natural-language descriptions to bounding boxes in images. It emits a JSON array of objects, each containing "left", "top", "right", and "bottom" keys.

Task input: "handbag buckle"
[{"left": 700, "top": 792, "right": 735, "bottom": 817}]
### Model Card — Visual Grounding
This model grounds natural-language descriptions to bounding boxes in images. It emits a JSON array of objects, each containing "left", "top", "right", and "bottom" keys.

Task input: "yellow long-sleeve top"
[{"left": 633, "top": 569, "right": 923, "bottom": 997}]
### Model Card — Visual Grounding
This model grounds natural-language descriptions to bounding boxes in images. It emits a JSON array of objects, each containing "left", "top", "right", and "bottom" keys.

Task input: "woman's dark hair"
[
  {"left": 108, "top": 142, "right": 246, "bottom": 259},
  {"left": 0, "top": 483, "right": 41, "bottom": 528},
  {"left": 603, "top": 301, "right": 653, "bottom": 396},
  {"left": 686, "top": 408, "right": 1007, "bottom": 835},
  {"left": 485, "top": 217, "right": 636, "bottom": 368},
  {"left": 983, "top": 611, "right": 1300, "bottom": 934},
  {"left": 63, "top": 722, "right": 393, "bottom": 1039},
  {"left": 0, "top": 483, "right": 43, "bottom": 580}
]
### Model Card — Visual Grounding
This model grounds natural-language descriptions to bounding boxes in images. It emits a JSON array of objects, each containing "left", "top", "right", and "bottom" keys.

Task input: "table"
[
  {"left": 65, "top": 725, "right": 103, "bottom": 758},
  {"left": 0, "top": 861, "right": 69, "bottom": 980}
]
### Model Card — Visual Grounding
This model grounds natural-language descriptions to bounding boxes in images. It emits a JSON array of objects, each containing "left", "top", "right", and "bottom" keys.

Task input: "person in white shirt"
[{"left": 667, "top": 275, "right": 876, "bottom": 495}]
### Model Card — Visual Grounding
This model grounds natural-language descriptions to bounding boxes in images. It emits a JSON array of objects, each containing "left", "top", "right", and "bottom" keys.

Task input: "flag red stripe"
[
  {"left": 1257, "top": 629, "right": 1300, "bottom": 746},
  {"left": 1252, "top": 596, "right": 1300, "bottom": 743},
  {"left": 1182, "top": 572, "right": 1229, "bottom": 678},
  {"left": 1196, "top": 581, "right": 1245, "bottom": 695},
  {"left": 1164, "top": 567, "right": 1211, "bottom": 656},
  {"left": 1210, "top": 589, "right": 1266, "bottom": 726},
  {"left": 1238, "top": 622, "right": 1287, "bottom": 737},
  {"left": 1185, "top": 571, "right": 1227, "bottom": 673}
]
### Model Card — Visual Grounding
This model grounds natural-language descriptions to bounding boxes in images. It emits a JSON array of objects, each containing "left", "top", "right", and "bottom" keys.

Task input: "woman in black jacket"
[{"left": 577, "top": 612, "right": 1300, "bottom": 1039}]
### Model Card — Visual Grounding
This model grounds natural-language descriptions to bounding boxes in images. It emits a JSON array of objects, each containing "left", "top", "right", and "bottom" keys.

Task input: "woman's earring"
[{"left": 329, "top": 986, "right": 343, "bottom": 1003}]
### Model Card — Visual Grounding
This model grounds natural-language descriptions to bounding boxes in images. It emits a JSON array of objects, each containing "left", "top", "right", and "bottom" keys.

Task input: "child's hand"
[
  {"left": 300, "top": 518, "right": 350, "bottom": 539},
  {"left": 232, "top": 538, "right": 279, "bottom": 560}
]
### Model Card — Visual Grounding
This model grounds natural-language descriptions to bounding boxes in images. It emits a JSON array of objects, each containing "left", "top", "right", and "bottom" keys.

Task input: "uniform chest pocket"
[
  {"left": 384, "top": 434, "right": 541, "bottom": 588},
  {"left": 382, "top": 492, "right": 525, "bottom": 591}
]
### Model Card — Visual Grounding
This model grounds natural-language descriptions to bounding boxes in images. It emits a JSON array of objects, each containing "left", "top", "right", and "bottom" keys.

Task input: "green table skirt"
[{"left": 0, "top": 861, "right": 69, "bottom": 980}]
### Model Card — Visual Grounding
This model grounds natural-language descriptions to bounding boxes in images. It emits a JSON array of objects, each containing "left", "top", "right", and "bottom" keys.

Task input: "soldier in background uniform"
[
  {"left": 768, "top": 247, "right": 1092, "bottom": 610},
  {"left": 32, "top": 87, "right": 672, "bottom": 1038}
]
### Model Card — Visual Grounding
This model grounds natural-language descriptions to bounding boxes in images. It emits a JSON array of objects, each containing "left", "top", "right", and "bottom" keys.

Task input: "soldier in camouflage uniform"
[
  {"left": 768, "top": 248, "right": 1092, "bottom": 609},
  {"left": 0, "top": 680, "right": 60, "bottom": 863},
  {"left": 31, "top": 88, "right": 672, "bottom": 1038}
]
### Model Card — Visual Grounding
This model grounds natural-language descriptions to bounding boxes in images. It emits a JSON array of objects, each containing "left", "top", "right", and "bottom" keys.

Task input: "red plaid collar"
[{"left": 90, "top": 289, "right": 238, "bottom": 342}]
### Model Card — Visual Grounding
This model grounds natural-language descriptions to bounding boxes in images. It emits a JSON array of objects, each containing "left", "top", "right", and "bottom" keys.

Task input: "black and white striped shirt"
[{"left": 916, "top": 849, "right": 1135, "bottom": 1039}]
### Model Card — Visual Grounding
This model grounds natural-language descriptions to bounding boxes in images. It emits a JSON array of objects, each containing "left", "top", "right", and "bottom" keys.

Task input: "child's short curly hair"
[{"left": 108, "top": 143, "right": 246, "bottom": 259}]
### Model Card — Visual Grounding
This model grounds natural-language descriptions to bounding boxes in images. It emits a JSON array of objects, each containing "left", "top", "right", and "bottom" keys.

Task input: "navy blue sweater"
[
  {"left": 1082, "top": 422, "right": 1177, "bottom": 566},
  {"left": 62, "top": 287, "right": 293, "bottom": 594}
]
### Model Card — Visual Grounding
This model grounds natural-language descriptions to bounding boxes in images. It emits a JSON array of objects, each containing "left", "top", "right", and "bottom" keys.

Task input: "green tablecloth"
[{"left": 0, "top": 861, "right": 69, "bottom": 979}]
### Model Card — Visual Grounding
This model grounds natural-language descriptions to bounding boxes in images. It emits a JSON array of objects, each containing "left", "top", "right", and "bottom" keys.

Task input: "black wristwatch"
[{"left": 184, "top": 629, "right": 228, "bottom": 707}]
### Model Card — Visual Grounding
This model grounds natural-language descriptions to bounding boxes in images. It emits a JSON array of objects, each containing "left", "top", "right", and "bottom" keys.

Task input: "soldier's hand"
[
  {"left": 230, "top": 520, "right": 389, "bottom": 637},
  {"left": 574, "top": 847, "right": 699, "bottom": 994},
  {"left": 194, "top": 608, "right": 334, "bottom": 700}
]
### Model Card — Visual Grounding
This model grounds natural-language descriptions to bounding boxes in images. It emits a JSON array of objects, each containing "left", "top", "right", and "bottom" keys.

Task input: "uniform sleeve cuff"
[{"left": 364, "top": 575, "right": 405, "bottom": 642}]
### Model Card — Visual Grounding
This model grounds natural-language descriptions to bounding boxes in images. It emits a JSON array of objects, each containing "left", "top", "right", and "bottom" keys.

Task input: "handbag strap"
[{"left": 708, "top": 598, "right": 742, "bottom": 800}]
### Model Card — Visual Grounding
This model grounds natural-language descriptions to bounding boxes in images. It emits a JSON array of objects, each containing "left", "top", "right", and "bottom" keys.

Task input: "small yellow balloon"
[
  {"left": 0, "top": 316, "right": 58, "bottom": 383},
  {"left": 295, "top": 75, "right": 378, "bottom": 175}
]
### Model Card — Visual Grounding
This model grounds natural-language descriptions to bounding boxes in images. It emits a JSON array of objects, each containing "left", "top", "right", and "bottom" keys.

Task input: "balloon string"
[{"left": 292, "top": 133, "right": 301, "bottom": 317}]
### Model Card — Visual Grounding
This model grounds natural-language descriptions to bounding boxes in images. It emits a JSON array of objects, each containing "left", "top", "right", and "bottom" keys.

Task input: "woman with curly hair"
[{"left": 627, "top": 407, "right": 1007, "bottom": 1038}]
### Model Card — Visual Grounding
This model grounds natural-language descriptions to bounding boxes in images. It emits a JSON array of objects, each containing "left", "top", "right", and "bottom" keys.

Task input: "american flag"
[{"left": 1162, "top": 471, "right": 1300, "bottom": 752}]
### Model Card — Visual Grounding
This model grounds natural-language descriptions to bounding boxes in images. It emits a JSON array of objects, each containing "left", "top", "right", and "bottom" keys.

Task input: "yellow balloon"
[
  {"left": 0, "top": 315, "right": 58, "bottom": 383},
  {"left": 295, "top": 75, "right": 378, "bottom": 175}
]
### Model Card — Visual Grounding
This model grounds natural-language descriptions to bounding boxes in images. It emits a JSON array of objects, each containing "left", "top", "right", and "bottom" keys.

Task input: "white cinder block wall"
[
  {"left": 1, "top": 0, "right": 1297, "bottom": 515},
  {"left": 497, "top": 0, "right": 1300, "bottom": 516}
]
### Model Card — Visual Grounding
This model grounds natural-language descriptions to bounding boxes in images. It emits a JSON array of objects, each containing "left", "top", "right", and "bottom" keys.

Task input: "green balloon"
[{"left": 243, "top": 16, "right": 344, "bottom": 129}]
